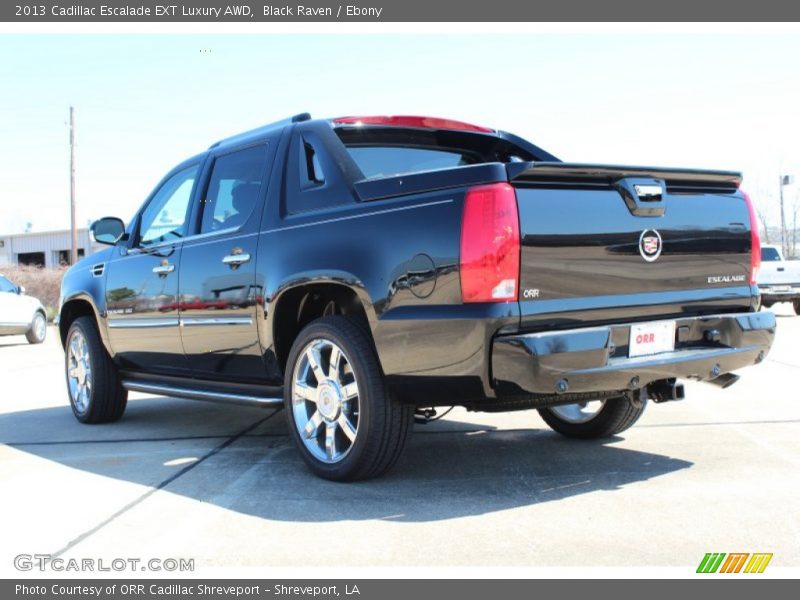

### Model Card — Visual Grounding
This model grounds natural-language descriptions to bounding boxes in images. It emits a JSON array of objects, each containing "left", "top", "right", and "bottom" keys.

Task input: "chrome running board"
[{"left": 121, "top": 380, "right": 283, "bottom": 408}]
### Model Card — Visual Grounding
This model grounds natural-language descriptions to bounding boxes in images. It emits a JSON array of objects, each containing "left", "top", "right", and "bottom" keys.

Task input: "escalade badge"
[{"left": 639, "top": 229, "right": 662, "bottom": 262}]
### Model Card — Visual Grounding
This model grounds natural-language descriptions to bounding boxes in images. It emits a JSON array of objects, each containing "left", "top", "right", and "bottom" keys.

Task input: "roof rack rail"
[{"left": 209, "top": 113, "right": 311, "bottom": 149}]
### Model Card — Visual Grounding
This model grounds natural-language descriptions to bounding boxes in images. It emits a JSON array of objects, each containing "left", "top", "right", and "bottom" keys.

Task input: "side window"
[
  {"left": 0, "top": 276, "right": 15, "bottom": 293},
  {"left": 285, "top": 129, "right": 354, "bottom": 215},
  {"left": 138, "top": 164, "right": 199, "bottom": 247},
  {"left": 300, "top": 138, "right": 325, "bottom": 188},
  {"left": 200, "top": 145, "right": 268, "bottom": 234}
]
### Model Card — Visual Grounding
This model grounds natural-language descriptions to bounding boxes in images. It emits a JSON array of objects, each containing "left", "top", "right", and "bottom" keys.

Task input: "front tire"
[
  {"left": 65, "top": 316, "right": 127, "bottom": 423},
  {"left": 538, "top": 396, "right": 646, "bottom": 439},
  {"left": 284, "top": 316, "right": 413, "bottom": 481},
  {"left": 26, "top": 311, "right": 47, "bottom": 344},
  {"left": 794, "top": 299, "right": 800, "bottom": 315}
]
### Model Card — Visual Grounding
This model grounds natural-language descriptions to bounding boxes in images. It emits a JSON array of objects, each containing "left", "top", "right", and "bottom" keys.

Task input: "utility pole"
[
  {"left": 69, "top": 106, "right": 78, "bottom": 265},
  {"left": 779, "top": 174, "right": 787, "bottom": 258},
  {"left": 779, "top": 175, "right": 795, "bottom": 258}
]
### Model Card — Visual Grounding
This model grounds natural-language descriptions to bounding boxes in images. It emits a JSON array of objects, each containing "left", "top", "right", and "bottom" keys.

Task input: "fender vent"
[{"left": 91, "top": 263, "right": 105, "bottom": 278}]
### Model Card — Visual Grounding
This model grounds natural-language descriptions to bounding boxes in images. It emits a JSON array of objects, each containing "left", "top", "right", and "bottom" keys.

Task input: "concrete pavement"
[{"left": 1, "top": 305, "right": 798, "bottom": 572}]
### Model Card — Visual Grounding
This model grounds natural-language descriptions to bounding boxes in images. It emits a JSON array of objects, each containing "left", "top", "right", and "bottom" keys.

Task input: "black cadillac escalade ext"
[{"left": 58, "top": 114, "right": 775, "bottom": 481}]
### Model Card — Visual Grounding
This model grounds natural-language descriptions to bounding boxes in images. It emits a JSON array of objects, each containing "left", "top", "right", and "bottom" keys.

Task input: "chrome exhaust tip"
[{"left": 706, "top": 372, "right": 740, "bottom": 389}]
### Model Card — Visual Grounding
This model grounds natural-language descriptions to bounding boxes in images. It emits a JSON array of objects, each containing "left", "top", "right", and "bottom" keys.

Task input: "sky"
[{"left": 0, "top": 32, "right": 799, "bottom": 234}]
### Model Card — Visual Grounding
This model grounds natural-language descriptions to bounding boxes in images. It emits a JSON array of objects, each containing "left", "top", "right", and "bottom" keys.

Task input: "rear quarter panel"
[{"left": 258, "top": 185, "right": 518, "bottom": 400}]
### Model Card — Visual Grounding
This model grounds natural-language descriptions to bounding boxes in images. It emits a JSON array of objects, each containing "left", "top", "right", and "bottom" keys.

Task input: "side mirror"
[
  {"left": 18, "top": 286, "right": 25, "bottom": 295},
  {"left": 91, "top": 217, "right": 127, "bottom": 246}
]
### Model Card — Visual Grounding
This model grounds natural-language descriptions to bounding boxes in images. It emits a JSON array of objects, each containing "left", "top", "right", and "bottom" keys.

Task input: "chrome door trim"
[
  {"left": 107, "top": 317, "right": 180, "bottom": 329},
  {"left": 127, "top": 228, "right": 253, "bottom": 254},
  {"left": 180, "top": 316, "right": 254, "bottom": 327}
]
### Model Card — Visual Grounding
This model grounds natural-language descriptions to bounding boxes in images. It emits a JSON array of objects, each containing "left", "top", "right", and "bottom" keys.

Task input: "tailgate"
[
  {"left": 507, "top": 162, "right": 755, "bottom": 329},
  {"left": 759, "top": 261, "right": 800, "bottom": 286}
]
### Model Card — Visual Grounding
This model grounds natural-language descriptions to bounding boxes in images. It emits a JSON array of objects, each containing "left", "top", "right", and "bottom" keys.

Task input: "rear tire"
[
  {"left": 26, "top": 311, "right": 47, "bottom": 344},
  {"left": 65, "top": 316, "right": 127, "bottom": 423},
  {"left": 794, "top": 299, "right": 800, "bottom": 315},
  {"left": 284, "top": 316, "right": 413, "bottom": 481},
  {"left": 538, "top": 396, "right": 646, "bottom": 439}
]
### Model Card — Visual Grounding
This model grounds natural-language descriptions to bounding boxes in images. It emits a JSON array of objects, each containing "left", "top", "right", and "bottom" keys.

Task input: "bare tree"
[
  {"left": 752, "top": 182, "right": 774, "bottom": 244},
  {"left": 755, "top": 202, "right": 772, "bottom": 245}
]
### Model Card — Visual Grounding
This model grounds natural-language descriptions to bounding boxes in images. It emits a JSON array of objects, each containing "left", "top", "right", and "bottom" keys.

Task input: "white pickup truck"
[{"left": 758, "top": 244, "right": 800, "bottom": 314}]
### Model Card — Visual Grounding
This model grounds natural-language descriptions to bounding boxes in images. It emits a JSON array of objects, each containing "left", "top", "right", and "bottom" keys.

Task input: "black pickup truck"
[{"left": 58, "top": 114, "right": 776, "bottom": 481}]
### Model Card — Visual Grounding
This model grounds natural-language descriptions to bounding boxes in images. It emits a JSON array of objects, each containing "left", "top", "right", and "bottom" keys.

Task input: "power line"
[{"left": 69, "top": 106, "right": 77, "bottom": 265}]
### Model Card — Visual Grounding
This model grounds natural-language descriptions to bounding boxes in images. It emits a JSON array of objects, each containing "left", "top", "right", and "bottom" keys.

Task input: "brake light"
[
  {"left": 460, "top": 183, "right": 520, "bottom": 303},
  {"left": 742, "top": 190, "right": 761, "bottom": 285},
  {"left": 333, "top": 115, "right": 494, "bottom": 133}
]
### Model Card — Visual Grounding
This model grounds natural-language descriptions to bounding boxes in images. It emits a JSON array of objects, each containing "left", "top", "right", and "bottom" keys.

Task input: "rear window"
[
  {"left": 346, "top": 146, "right": 480, "bottom": 179},
  {"left": 761, "top": 247, "right": 782, "bottom": 261},
  {"left": 335, "top": 127, "right": 534, "bottom": 180}
]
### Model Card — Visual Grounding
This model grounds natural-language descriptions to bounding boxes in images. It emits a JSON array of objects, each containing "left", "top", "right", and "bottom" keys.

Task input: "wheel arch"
[
  {"left": 269, "top": 276, "right": 377, "bottom": 376},
  {"left": 58, "top": 295, "right": 109, "bottom": 352}
]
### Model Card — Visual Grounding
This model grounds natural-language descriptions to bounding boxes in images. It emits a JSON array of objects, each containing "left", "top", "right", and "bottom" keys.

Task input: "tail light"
[
  {"left": 742, "top": 190, "right": 761, "bottom": 285},
  {"left": 460, "top": 183, "right": 520, "bottom": 302}
]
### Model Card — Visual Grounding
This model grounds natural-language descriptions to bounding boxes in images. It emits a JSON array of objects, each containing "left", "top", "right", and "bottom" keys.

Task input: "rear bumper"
[
  {"left": 492, "top": 311, "right": 775, "bottom": 396},
  {"left": 758, "top": 284, "right": 800, "bottom": 302}
]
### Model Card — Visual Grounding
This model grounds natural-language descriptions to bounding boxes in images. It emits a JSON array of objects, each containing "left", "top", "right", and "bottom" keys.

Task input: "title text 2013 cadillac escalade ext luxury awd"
[{"left": 58, "top": 114, "right": 775, "bottom": 480}]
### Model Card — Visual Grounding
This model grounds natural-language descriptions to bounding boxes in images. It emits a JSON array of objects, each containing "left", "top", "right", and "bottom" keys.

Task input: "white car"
[{"left": 0, "top": 274, "right": 47, "bottom": 344}]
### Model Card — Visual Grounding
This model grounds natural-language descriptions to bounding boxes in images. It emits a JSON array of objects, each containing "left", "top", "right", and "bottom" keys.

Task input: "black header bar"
[
  {"left": 2, "top": 579, "right": 791, "bottom": 600},
  {"left": 3, "top": 0, "right": 800, "bottom": 22}
]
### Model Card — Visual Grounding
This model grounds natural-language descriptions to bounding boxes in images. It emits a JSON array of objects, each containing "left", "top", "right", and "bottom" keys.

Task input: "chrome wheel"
[
  {"left": 549, "top": 400, "right": 606, "bottom": 424},
  {"left": 67, "top": 330, "right": 93, "bottom": 414},
  {"left": 291, "top": 338, "right": 359, "bottom": 464}
]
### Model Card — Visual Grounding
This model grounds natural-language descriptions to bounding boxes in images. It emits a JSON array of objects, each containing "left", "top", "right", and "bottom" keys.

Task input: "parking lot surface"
[{"left": 1, "top": 305, "right": 799, "bottom": 572}]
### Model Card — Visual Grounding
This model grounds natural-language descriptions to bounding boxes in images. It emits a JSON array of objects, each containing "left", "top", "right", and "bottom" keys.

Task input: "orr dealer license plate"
[{"left": 628, "top": 321, "right": 676, "bottom": 358}]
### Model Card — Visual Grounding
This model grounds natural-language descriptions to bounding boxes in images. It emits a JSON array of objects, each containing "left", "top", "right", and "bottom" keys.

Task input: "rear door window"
[{"left": 199, "top": 145, "right": 269, "bottom": 234}]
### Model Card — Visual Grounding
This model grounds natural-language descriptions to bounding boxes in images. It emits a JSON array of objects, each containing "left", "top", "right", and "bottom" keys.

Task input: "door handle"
[
  {"left": 615, "top": 178, "right": 666, "bottom": 217},
  {"left": 152, "top": 263, "right": 175, "bottom": 276},
  {"left": 222, "top": 252, "right": 251, "bottom": 267}
]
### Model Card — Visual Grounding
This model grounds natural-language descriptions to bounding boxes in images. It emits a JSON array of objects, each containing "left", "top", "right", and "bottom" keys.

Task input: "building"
[{"left": 0, "top": 228, "right": 103, "bottom": 268}]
